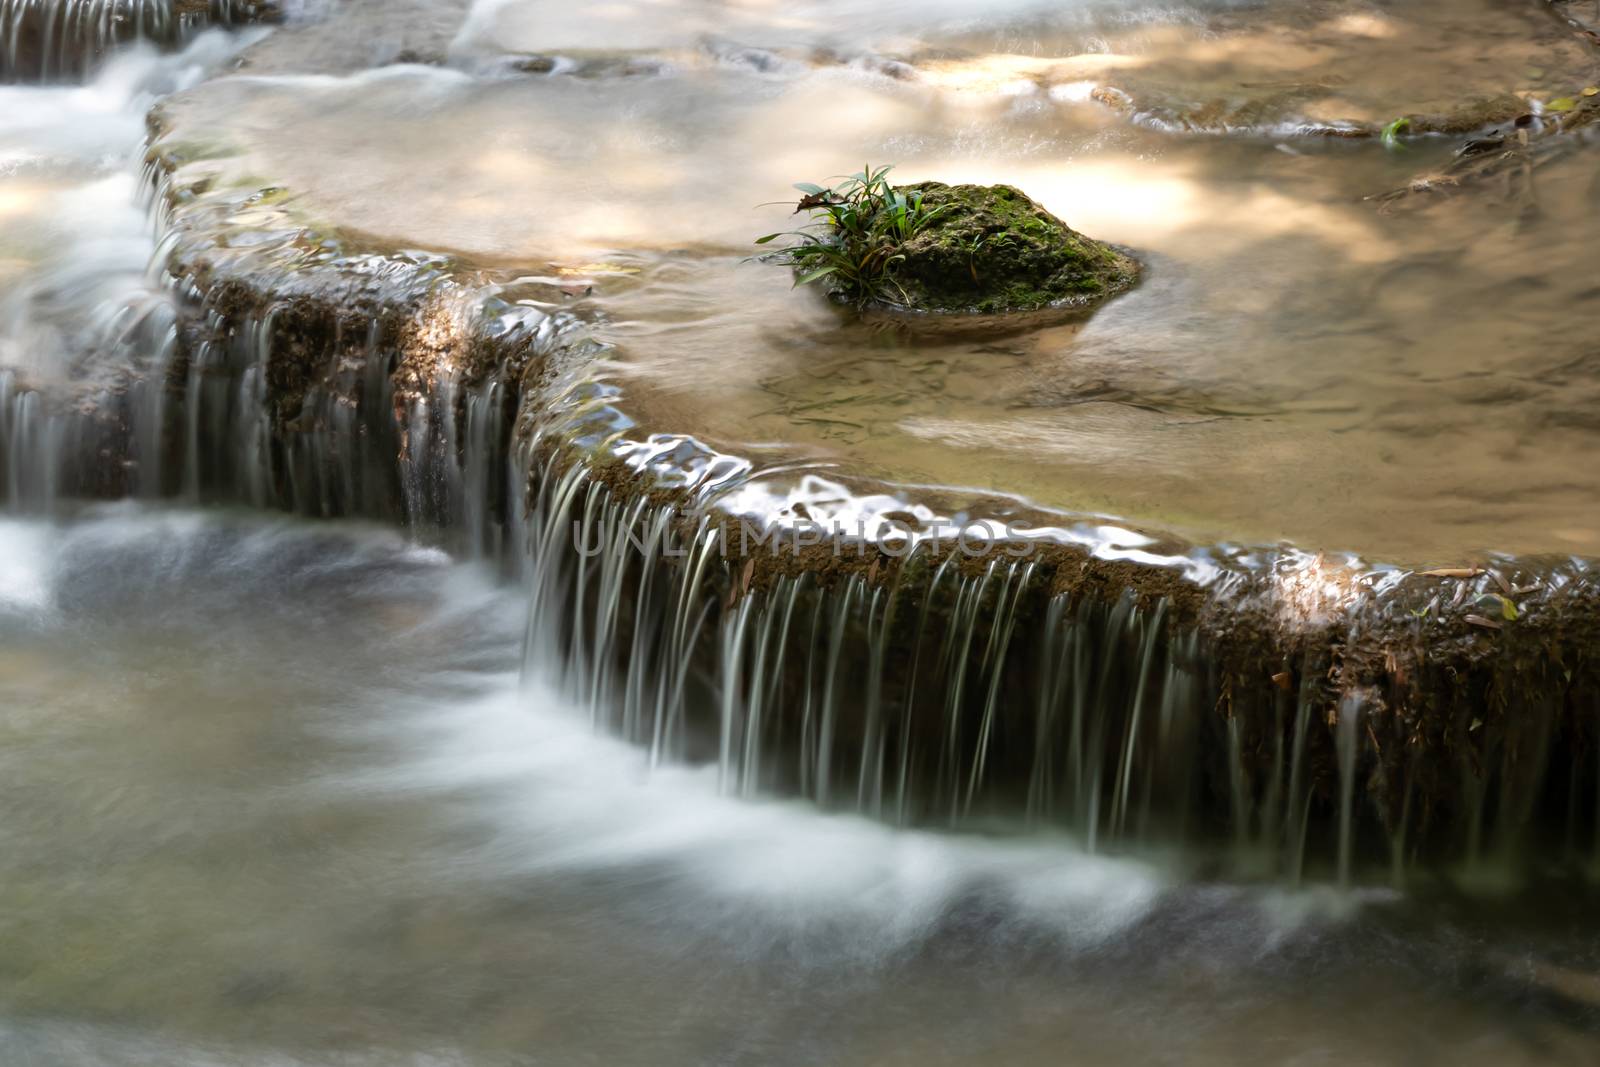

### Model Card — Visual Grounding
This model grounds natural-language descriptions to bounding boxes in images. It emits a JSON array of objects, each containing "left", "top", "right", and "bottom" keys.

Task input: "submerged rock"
[{"left": 887, "top": 182, "right": 1138, "bottom": 315}]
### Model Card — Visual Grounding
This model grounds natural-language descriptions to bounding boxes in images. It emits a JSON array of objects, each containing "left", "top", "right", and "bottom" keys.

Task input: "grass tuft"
[{"left": 754, "top": 164, "right": 948, "bottom": 307}]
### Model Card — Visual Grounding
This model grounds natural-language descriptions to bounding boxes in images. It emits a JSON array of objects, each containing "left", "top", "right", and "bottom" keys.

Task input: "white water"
[
  {"left": 0, "top": 27, "right": 257, "bottom": 297},
  {"left": 0, "top": 28, "right": 261, "bottom": 504},
  {"left": 1, "top": 3, "right": 1599, "bottom": 1061},
  {"left": 0, "top": 506, "right": 1165, "bottom": 942},
  {"left": 363, "top": 683, "right": 1168, "bottom": 949},
  {"left": 0, "top": 51, "right": 166, "bottom": 381},
  {"left": 2, "top": 505, "right": 1593, "bottom": 1065}
]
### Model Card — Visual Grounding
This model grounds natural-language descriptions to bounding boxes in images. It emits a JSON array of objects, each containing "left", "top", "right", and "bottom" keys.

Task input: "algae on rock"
[
  {"left": 761, "top": 173, "right": 1138, "bottom": 315},
  {"left": 891, "top": 182, "right": 1139, "bottom": 314}
]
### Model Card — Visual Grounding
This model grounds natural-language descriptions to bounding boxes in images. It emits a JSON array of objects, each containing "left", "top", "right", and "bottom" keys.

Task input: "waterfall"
[
  {"left": 8, "top": 230, "right": 1600, "bottom": 886},
  {"left": 0, "top": 0, "right": 274, "bottom": 82},
  {"left": 5, "top": 142, "right": 1598, "bottom": 880},
  {"left": 510, "top": 449, "right": 1600, "bottom": 878},
  {"left": 2, "top": 1, "right": 1598, "bottom": 889}
]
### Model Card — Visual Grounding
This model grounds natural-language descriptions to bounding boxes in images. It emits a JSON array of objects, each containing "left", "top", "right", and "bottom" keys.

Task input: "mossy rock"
[{"left": 889, "top": 182, "right": 1139, "bottom": 314}]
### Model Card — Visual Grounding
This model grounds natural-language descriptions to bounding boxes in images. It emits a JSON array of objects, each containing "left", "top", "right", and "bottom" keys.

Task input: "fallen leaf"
[
  {"left": 1548, "top": 97, "right": 1578, "bottom": 113},
  {"left": 1271, "top": 671, "right": 1293, "bottom": 692},
  {"left": 1465, "top": 614, "right": 1503, "bottom": 630},
  {"left": 1585, "top": 87, "right": 1600, "bottom": 97}
]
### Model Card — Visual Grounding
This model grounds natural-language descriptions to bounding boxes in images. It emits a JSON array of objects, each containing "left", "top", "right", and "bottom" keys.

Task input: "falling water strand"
[
  {"left": 0, "top": 0, "right": 268, "bottom": 82},
  {"left": 1336, "top": 694, "right": 1363, "bottom": 888}
]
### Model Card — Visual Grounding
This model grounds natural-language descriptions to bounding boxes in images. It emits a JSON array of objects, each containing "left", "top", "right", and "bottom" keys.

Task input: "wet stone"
[{"left": 889, "top": 182, "right": 1141, "bottom": 315}]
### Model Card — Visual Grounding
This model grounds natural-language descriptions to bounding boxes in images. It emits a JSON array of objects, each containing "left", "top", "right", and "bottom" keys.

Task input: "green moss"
[{"left": 889, "top": 182, "right": 1139, "bottom": 314}]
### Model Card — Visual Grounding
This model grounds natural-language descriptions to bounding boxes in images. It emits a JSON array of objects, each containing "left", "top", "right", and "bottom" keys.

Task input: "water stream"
[
  {"left": 2, "top": 0, "right": 1600, "bottom": 1061},
  {"left": 147, "top": 0, "right": 1600, "bottom": 561},
  {"left": 2, "top": 505, "right": 1599, "bottom": 1064}
]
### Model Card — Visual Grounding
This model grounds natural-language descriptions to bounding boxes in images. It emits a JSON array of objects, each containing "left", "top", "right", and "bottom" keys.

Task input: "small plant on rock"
[
  {"left": 961, "top": 231, "right": 1015, "bottom": 285},
  {"left": 755, "top": 164, "right": 949, "bottom": 307},
  {"left": 758, "top": 169, "right": 1140, "bottom": 315}
]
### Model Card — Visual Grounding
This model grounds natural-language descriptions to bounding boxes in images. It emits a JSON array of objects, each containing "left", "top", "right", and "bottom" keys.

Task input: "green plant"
[
  {"left": 1380, "top": 116, "right": 1411, "bottom": 150},
  {"left": 961, "top": 232, "right": 1014, "bottom": 285},
  {"left": 755, "top": 164, "right": 949, "bottom": 307}
]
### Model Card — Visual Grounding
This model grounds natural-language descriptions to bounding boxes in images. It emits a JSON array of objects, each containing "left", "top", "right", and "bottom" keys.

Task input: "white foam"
[
  {"left": 0, "top": 519, "right": 52, "bottom": 613},
  {"left": 366, "top": 676, "right": 1169, "bottom": 952}
]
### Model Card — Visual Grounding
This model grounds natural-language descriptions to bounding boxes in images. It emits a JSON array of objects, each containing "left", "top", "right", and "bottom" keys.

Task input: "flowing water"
[
  {"left": 149, "top": 0, "right": 1600, "bottom": 561},
  {"left": 2, "top": 0, "right": 1600, "bottom": 1062},
  {"left": 0, "top": 0, "right": 274, "bottom": 81},
  {"left": 1, "top": 505, "right": 1599, "bottom": 1064}
]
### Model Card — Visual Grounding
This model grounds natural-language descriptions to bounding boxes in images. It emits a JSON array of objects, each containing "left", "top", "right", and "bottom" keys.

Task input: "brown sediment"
[
  {"left": 1369, "top": 89, "right": 1600, "bottom": 211},
  {"left": 1403, "top": 94, "right": 1534, "bottom": 136},
  {"left": 1091, "top": 85, "right": 1544, "bottom": 141},
  {"left": 1075, "top": 0, "right": 1600, "bottom": 218},
  {"left": 1074, "top": 0, "right": 1593, "bottom": 143},
  {"left": 1544, "top": 0, "right": 1600, "bottom": 47}
]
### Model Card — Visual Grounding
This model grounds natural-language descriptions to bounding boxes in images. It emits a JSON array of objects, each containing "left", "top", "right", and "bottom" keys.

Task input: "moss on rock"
[{"left": 890, "top": 182, "right": 1139, "bottom": 314}]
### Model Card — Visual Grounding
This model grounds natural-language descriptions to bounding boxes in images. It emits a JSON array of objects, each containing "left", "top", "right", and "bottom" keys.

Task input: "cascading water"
[
  {"left": 2, "top": 58, "right": 1596, "bottom": 892},
  {"left": 0, "top": 25, "right": 265, "bottom": 507},
  {"left": 510, "top": 451, "right": 1600, "bottom": 883},
  {"left": 1, "top": 0, "right": 1598, "bottom": 897},
  {"left": 0, "top": 0, "right": 275, "bottom": 81},
  {"left": 8, "top": 504, "right": 1597, "bottom": 1064},
  {"left": 3, "top": 1, "right": 1600, "bottom": 1061}
]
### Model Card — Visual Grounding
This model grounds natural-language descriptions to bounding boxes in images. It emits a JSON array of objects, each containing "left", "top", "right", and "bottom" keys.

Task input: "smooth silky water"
[
  {"left": 3, "top": 0, "right": 1600, "bottom": 1063},
  {"left": 1, "top": 506, "right": 1599, "bottom": 1064}
]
